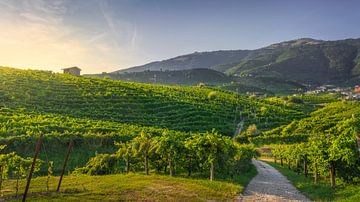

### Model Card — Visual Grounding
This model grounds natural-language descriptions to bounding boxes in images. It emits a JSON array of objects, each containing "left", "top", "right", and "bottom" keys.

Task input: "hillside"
[
  {"left": 115, "top": 50, "right": 250, "bottom": 73},
  {"left": 116, "top": 38, "right": 360, "bottom": 87},
  {"left": 227, "top": 38, "right": 360, "bottom": 85},
  {"left": 0, "top": 67, "right": 307, "bottom": 173},
  {"left": 252, "top": 101, "right": 360, "bottom": 144},
  {"left": 221, "top": 77, "right": 306, "bottom": 95},
  {"left": 0, "top": 67, "right": 358, "bottom": 201},
  {"left": 90, "top": 69, "right": 307, "bottom": 95},
  {"left": 86, "top": 69, "right": 232, "bottom": 86},
  {"left": 0, "top": 67, "right": 306, "bottom": 135}
]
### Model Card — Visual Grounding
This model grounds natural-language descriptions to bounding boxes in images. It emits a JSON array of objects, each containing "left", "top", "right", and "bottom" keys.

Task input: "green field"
[{"left": 1, "top": 169, "right": 257, "bottom": 201}]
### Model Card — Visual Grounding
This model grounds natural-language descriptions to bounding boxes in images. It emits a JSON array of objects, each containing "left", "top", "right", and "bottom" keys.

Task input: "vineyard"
[
  {"left": 254, "top": 101, "right": 360, "bottom": 201},
  {"left": 0, "top": 67, "right": 308, "bottom": 172},
  {"left": 0, "top": 67, "right": 305, "bottom": 134},
  {"left": 0, "top": 66, "right": 359, "bottom": 201}
]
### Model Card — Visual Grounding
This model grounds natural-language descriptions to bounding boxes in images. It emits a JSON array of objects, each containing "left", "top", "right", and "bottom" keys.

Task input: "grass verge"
[{"left": 1, "top": 165, "right": 257, "bottom": 202}]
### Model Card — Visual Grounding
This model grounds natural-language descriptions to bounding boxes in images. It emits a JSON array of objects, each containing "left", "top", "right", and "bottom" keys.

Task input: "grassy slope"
[
  {"left": 265, "top": 161, "right": 360, "bottom": 202},
  {"left": 0, "top": 67, "right": 304, "bottom": 135},
  {"left": 0, "top": 67, "right": 308, "bottom": 173},
  {"left": 2, "top": 166, "right": 257, "bottom": 202}
]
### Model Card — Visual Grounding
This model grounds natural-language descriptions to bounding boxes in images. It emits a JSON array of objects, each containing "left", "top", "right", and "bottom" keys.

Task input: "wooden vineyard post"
[
  {"left": 0, "top": 165, "right": 3, "bottom": 196},
  {"left": 303, "top": 158, "right": 308, "bottom": 178},
  {"left": 352, "top": 114, "right": 360, "bottom": 156},
  {"left": 22, "top": 133, "right": 43, "bottom": 202},
  {"left": 210, "top": 161, "right": 215, "bottom": 181},
  {"left": 330, "top": 161, "right": 336, "bottom": 188},
  {"left": 57, "top": 141, "right": 73, "bottom": 192}
]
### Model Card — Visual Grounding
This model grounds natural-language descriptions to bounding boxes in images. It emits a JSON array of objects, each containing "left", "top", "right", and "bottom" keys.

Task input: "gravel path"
[{"left": 237, "top": 159, "right": 311, "bottom": 202}]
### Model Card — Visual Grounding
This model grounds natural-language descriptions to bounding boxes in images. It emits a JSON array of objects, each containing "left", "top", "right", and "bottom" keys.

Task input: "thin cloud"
[{"left": 131, "top": 25, "right": 137, "bottom": 50}]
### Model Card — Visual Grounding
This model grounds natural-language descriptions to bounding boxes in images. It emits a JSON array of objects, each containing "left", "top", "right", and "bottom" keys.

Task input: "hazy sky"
[{"left": 0, "top": 0, "right": 359, "bottom": 74}]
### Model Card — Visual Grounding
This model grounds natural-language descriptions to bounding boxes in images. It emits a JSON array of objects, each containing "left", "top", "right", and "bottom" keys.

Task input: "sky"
[{"left": 0, "top": 0, "right": 359, "bottom": 74}]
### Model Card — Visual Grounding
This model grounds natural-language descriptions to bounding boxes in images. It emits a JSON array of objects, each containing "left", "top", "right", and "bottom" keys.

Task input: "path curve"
[{"left": 237, "top": 159, "right": 311, "bottom": 202}]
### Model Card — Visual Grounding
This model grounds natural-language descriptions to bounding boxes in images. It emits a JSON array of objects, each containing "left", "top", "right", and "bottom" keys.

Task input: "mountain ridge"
[{"left": 114, "top": 37, "right": 360, "bottom": 87}]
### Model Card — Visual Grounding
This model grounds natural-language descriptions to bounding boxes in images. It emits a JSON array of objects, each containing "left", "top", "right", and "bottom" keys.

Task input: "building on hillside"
[
  {"left": 355, "top": 85, "right": 360, "bottom": 92},
  {"left": 62, "top": 67, "right": 81, "bottom": 76}
]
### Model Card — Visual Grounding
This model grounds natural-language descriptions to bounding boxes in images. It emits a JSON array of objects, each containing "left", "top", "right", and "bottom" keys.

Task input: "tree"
[
  {"left": 115, "top": 141, "right": 133, "bottom": 173},
  {"left": 208, "top": 91, "right": 218, "bottom": 100},
  {"left": 308, "top": 134, "right": 327, "bottom": 184},
  {"left": 73, "top": 154, "right": 118, "bottom": 175},
  {"left": 132, "top": 130, "right": 154, "bottom": 175},
  {"left": 0, "top": 145, "right": 42, "bottom": 196},
  {"left": 186, "top": 130, "right": 232, "bottom": 181},
  {"left": 0, "top": 145, "right": 9, "bottom": 193},
  {"left": 245, "top": 124, "right": 258, "bottom": 137},
  {"left": 152, "top": 130, "right": 183, "bottom": 176},
  {"left": 10, "top": 156, "right": 34, "bottom": 197},
  {"left": 272, "top": 145, "right": 286, "bottom": 166},
  {"left": 327, "top": 118, "right": 359, "bottom": 188}
]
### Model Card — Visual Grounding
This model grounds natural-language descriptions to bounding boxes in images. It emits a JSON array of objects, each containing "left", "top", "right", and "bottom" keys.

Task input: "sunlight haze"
[{"left": 0, "top": 0, "right": 359, "bottom": 73}]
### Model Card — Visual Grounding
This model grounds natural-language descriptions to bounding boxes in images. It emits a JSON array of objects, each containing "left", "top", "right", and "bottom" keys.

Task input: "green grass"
[
  {"left": 1, "top": 167, "right": 257, "bottom": 202},
  {"left": 265, "top": 161, "right": 360, "bottom": 202}
]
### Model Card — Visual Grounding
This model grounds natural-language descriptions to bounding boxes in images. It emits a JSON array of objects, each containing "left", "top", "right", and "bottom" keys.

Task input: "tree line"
[
  {"left": 272, "top": 117, "right": 360, "bottom": 188},
  {"left": 74, "top": 129, "right": 259, "bottom": 181}
]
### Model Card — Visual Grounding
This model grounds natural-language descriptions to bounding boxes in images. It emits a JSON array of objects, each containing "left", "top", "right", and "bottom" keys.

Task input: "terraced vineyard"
[
  {"left": 0, "top": 67, "right": 304, "bottom": 135},
  {"left": 0, "top": 67, "right": 306, "bottom": 173},
  {"left": 253, "top": 101, "right": 360, "bottom": 144},
  {"left": 0, "top": 67, "right": 358, "bottom": 201}
]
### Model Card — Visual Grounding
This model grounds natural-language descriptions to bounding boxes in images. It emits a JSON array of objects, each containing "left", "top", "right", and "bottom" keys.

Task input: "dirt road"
[{"left": 238, "top": 159, "right": 311, "bottom": 202}]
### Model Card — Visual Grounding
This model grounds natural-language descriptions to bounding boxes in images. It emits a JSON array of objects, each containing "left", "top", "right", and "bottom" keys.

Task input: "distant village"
[{"left": 305, "top": 85, "right": 360, "bottom": 100}]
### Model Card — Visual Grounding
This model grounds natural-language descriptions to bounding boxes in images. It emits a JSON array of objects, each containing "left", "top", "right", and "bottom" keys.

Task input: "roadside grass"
[
  {"left": 262, "top": 159, "right": 360, "bottom": 202},
  {"left": 0, "top": 165, "right": 257, "bottom": 202}
]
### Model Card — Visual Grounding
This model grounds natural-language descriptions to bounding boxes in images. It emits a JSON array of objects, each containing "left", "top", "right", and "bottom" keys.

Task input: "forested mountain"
[
  {"left": 116, "top": 38, "right": 360, "bottom": 87},
  {"left": 115, "top": 50, "right": 250, "bottom": 73}
]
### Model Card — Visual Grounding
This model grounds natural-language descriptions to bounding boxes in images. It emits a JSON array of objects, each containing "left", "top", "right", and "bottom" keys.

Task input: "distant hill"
[
  {"left": 115, "top": 50, "right": 250, "bottom": 73},
  {"left": 221, "top": 77, "right": 306, "bottom": 95},
  {"left": 115, "top": 38, "right": 360, "bottom": 87},
  {"left": 87, "top": 69, "right": 307, "bottom": 94},
  {"left": 86, "top": 69, "right": 232, "bottom": 86},
  {"left": 225, "top": 38, "right": 360, "bottom": 86}
]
